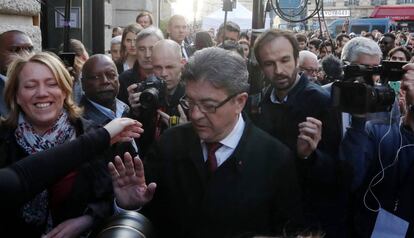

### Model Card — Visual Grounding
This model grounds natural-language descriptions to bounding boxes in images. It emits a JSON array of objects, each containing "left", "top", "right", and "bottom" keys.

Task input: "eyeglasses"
[
  {"left": 180, "top": 93, "right": 239, "bottom": 113},
  {"left": 300, "top": 67, "right": 318, "bottom": 74},
  {"left": 83, "top": 71, "right": 118, "bottom": 81},
  {"left": 9, "top": 46, "right": 34, "bottom": 54}
]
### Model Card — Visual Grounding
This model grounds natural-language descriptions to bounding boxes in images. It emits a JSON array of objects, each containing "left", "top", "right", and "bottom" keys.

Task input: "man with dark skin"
[
  {"left": 379, "top": 33, "right": 396, "bottom": 58},
  {"left": 81, "top": 54, "right": 129, "bottom": 125},
  {"left": 80, "top": 54, "right": 138, "bottom": 166},
  {"left": 0, "top": 30, "right": 33, "bottom": 116}
]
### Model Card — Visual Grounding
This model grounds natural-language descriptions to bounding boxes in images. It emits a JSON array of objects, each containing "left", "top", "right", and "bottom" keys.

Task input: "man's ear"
[{"left": 235, "top": 92, "right": 248, "bottom": 114}]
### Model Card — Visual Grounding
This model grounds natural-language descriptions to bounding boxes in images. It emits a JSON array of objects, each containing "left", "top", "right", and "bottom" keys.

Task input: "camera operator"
[
  {"left": 338, "top": 63, "right": 414, "bottom": 237},
  {"left": 329, "top": 37, "right": 402, "bottom": 135},
  {"left": 127, "top": 39, "right": 187, "bottom": 156}
]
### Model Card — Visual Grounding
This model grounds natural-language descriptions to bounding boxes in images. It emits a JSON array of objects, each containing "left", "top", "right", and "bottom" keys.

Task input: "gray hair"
[
  {"left": 341, "top": 36, "right": 382, "bottom": 63},
  {"left": 111, "top": 35, "right": 122, "bottom": 45},
  {"left": 298, "top": 50, "right": 318, "bottom": 66},
  {"left": 182, "top": 47, "right": 249, "bottom": 95},
  {"left": 136, "top": 26, "right": 164, "bottom": 43}
]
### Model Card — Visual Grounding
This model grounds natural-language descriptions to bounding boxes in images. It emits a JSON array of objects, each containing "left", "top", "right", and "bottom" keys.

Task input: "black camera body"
[
  {"left": 331, "top": 60, "right": 406, "bottom": 114},
  {"left": 136, "top": 75, "right": 167, "bottom": 110}
]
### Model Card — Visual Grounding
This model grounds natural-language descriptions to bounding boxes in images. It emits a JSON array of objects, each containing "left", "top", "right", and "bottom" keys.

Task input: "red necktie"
[{"left": 206, "top": 142, "right": 222, "bottom": 173}]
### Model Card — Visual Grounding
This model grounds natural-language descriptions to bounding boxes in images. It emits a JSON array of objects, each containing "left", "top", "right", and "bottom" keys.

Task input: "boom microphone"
[{"left": 321, "top": 55, "right": 343, "bottom": 81}]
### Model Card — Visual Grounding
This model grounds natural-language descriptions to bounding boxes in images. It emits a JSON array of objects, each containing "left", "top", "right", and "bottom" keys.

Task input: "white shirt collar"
[
  {"left": 270, "top": 88, "right": 288, "bottom": 104},
  {"left": 0, "top": 74, "right": 7, "bottom": 83},
  {"left": 200, "top": 114, "right": 245, "bottom": 166},
  {"left": 219, "top": 114, "right": 245, "bottom": 149},
  {"left": 269, "top": 74, "right": 301, "bottom": 104},
  {"left": 87, "top": 98, "right": 128, "bottom": 119}
]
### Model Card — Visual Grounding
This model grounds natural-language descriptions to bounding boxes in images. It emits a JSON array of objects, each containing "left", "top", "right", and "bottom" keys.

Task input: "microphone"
[{"left": 321, "top": 55, "right": 343, "bottom": 81}]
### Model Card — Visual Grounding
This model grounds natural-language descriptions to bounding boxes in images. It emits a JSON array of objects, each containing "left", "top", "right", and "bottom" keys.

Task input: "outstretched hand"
[
  {"left": 108, "top": 152, "right": 156, "bottom": 210},
  {"left": 104, "top": 118, "right": 143, "bottom": 145}
]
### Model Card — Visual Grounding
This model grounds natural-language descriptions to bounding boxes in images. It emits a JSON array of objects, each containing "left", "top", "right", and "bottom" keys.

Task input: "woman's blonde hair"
[{"left": 3, "top": 52, "right": 82, "bottom": 128}]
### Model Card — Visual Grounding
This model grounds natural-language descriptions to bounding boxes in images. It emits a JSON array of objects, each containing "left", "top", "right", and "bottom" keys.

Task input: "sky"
[{"left": 171, "top": 0, "right": 205, "bottom": 21}]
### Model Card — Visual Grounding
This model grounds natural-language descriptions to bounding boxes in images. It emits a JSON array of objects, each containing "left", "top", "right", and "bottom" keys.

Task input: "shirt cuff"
[{"left": 113, "top": 199, "right": 141, "bottom": 214}]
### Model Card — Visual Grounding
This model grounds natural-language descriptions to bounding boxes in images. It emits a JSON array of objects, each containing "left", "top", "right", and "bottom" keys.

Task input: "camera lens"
[
  {"left": 140, "top": 88, "right": 159, "bottom": 109},
  {"left": 93, "top": 211, "right": 153, "bottom": 238}
]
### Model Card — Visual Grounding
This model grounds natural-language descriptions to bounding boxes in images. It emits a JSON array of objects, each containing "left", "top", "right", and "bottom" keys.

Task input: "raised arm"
[{"left": 0, "top": 118, "right": 143, "bottom": 208}]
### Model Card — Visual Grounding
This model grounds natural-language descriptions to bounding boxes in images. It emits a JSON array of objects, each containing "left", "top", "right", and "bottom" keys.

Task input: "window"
[
  {"left": 324, "top": 0, "right": 336, "bottom": 6},
  {"left": 344, "top": 0, "right": 359, "bottom": 6},
  {"left": 372, "top": 25, "right": 386, "bottom": 33},
  {"left": 371, "top": 0, "right": 387, "bottom": 5},
  {"left": 350, "top": 25, "right": 370, "bottom": 34},
  {"left": 397, "top": 0, "right": 414, "bottom": 3}
]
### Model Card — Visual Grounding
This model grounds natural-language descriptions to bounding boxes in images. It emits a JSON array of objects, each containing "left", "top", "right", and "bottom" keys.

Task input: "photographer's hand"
[
  {"left": 108, "top": 152, "right": 156, "bottom": 210},
  {"left": 127, "top": 84, "right": 142, "bottom": 109},
  {"left": 177, "top": 104, "right": 188, "bottom": 124},
  {"left": 297, "top": 117, "right": 322, "bottom": 159},
  {"left": 402, "top": 63, "right": 414, "bottom": 105},
  {"left": 157, "top": 109, "right": 170, "bottom": 127}
]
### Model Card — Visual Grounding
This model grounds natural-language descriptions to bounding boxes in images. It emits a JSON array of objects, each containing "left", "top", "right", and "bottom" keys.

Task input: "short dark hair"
[
  {"left": 308, "top": 38, "right": 322, "bottom": 49},
  {"left": 336, "top": 33, "right": 350, "bottom": 43},
  {"left": 364, "top": 32, "right": 374, "bottom": 40},
  {"left": 182, "top": 47, "right": 249, "bottom": 95},
  {"left": 383, "top": 32, "right": 396, "bottom": 41},
  {"left": 254, "top": 29, "right": 299, "bottom": 65},
  {"left": 319, "top": 40, "right": 332, "bottom": 51},
  {"left": 295, "top": 33, "right": 307, "bottom": 43},
  {"left": 388, "top": 46, "right": 411, "bottom": 61},
  {"left": 136, "top": 11, "right": 153, "bottom": 25},
  {"left": 218, "top": 40, "right": 244, "bottom": 58},
  {"left": 239, "top": 32, "right": 250, "bottom": 41},
  {"left": 217, "top": 21, "right": 240, "bottom": 38}
]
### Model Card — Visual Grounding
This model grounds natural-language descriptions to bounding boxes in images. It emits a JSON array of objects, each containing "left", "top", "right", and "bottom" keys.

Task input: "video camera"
[
  {"left": 331, "top": 60, "right": 407, "bottom": 114},
  {"left": 136, "top": 75, "right": 167, "bottom": 110}
]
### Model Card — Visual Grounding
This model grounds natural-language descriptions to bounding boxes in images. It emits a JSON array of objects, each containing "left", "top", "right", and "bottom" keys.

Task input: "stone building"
[
  {"left": 0, "top": 0, "right": 41, "bottom": 51},
  {"left": 308, "top": 0, "right": 414, "bottom": 25}
]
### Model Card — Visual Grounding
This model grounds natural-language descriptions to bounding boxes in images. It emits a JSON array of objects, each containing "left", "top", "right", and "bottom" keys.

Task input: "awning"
[{"left": 370, "top": 5, "right": 414, "bottom": 21}]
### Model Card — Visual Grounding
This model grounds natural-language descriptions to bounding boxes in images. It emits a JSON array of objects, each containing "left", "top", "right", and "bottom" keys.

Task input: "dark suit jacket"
[
  {"left": 182, "top": 42, "right": 195, "bottom": 59},
  {"left": 0, "top": 76, "right": 8, "bottom": 117},
  {"left": 117, "top": 62, "right": 146, "bottom": 106},
  {"left": 142, "top": 117, "right": 303, "bottom": 238},
  {"left": 79, "top": 96, "right": 129, "bottom": 126}
]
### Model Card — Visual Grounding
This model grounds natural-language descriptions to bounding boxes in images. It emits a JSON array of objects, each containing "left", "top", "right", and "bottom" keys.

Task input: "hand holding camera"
[
  {"left": 401, "top": 63, "right": 414, "bottom": 107},
  {"left": 127, "top": 84, "right": 142, "bottom": 110}
]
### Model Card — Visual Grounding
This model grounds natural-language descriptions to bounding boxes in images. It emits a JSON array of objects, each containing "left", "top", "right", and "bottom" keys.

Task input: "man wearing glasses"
[
  {"left": 109, "top": 47, "right": 304, "bottom": 237},
  {"left": 80, "top": 54, "right": 130, "bottom": 126},
  {"left": 298, "top": 50, "right": 319, "bottom": 83}
]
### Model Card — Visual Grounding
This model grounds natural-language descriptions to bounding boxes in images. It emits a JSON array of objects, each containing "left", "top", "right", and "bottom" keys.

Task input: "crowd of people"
[{"left": 1, "top": 10, "right": 414, "bottom": 238}]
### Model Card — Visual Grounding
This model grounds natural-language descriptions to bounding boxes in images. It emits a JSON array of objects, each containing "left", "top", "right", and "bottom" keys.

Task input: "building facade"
[
  {"left": 308, "top": 0, "right": 414, "bottom": 25},
  {"left": 0, "top": 0, "right": 41, "bottom": 51}
]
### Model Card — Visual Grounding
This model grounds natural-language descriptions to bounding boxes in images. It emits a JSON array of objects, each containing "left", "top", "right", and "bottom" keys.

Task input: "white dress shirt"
[{"left": 201, "top": 114, "right": 245, "bottom": 168}]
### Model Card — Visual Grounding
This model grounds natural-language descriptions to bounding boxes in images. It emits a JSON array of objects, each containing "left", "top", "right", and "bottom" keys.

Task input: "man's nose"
[
  {"left": 189, "top": 105, "right": 204, "bottom": 121},
  {"left": 274, "top": 63, "right": 284, "bottom": 74}
]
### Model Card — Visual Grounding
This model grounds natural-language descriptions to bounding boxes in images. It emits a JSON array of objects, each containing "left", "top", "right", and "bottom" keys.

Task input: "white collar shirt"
[{"left": 201, "top": 114, "right": 245, "bottom": 167}]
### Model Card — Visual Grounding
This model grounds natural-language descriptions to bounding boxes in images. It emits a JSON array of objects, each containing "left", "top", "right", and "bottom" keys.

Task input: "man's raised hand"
[{"left": 108, "top": 152, "right": 156, "bottom": 210}]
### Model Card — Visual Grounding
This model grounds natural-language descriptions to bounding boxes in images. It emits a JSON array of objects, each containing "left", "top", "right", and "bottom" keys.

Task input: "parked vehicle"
[{"left": 328, "top": 18, "right": 397, "bottom": 38}]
